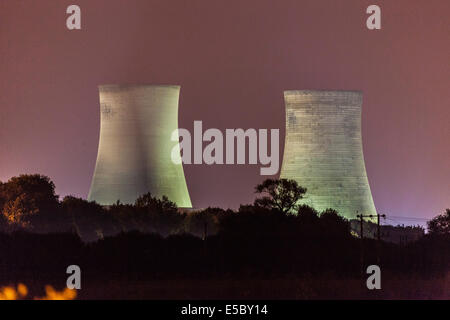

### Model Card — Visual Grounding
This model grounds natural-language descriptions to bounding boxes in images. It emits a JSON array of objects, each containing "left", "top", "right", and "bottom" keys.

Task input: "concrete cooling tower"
[
  {"left": 88, "top": 84, "right": 192, "bottom": 207},
  {"left": 280, "top": 90, "right": 376, "bottom": 219}
]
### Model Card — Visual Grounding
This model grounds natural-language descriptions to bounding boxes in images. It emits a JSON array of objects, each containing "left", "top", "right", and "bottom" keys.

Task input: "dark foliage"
[
  {"left": 427, "top": 208, "right": 450, "bottom": 238},
  {"left": 254, "top": 178, "right": 307, "bottom": 214},
  {"left": 0, "top": 175, "right": 448, "bottom": 287}
]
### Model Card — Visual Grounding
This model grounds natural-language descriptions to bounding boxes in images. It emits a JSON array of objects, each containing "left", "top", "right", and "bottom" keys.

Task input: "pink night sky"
[{"left": 0, "top": 1, "right": 448, "bottom": 223}]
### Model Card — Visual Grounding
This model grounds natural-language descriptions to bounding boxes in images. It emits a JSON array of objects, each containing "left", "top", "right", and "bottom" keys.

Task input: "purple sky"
[{"left": 0, "top": 1, "right": 448, "bottom": 222}]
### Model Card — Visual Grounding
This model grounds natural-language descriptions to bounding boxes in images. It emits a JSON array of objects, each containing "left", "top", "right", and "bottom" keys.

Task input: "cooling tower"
[
  {"left": 280, "top": 90, "right": 376, "bottom": 219},
  {"left": 88, "top": 84, "right": 192, "bottom": 207}
]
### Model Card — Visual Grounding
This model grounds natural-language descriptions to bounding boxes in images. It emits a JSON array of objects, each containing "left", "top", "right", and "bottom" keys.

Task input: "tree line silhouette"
[{"left": 0, "top": 174, "right": 448, "bottom": 288}]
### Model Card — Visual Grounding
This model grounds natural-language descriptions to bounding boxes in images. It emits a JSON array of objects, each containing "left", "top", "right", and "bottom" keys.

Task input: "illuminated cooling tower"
[
  {"left": 280, "top": 90, "right": 376, "bottom": 219},
  {"left": 88, "top": 85, "right": 192, "bottom": 207}
]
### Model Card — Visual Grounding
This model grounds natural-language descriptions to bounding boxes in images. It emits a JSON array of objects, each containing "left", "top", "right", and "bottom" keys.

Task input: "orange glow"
[
  {"left": 35, "top": 285, "right": 77, "bottom": 300},
  {"left": 0, "top": 284, "right": 76, "bottom": 300},
  {"left": 17, "top": 283, "right": 28, "bottom": 297},
  {"left": 0, "top": 283, "right": 28, "bottom": 300}
]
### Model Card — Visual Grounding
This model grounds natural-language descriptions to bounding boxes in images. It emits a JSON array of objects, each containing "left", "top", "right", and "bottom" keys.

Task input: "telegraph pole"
[
  {"left": 376, "top": 213, "right": 386, "bottom": 241},
  {"left": 375, "top": 213, "right": 386, "bottom": 264},
  {"left": 357, "top": 213, "right": 386, "bottom": 239},
  {"left": 357, "top": 214, "right": 364, "bottom": 240},
  {"left": 356, "top": 213, "right": 386, "bottom": 273},
  {"left": 203, "top": 221, "right": 208, "bottom": 257},
  {"left": 202, "top": 221, "right": 208, "bottom": 241},
  {"left": 356, "top": 212, "right": 364, "bottom": 276}
]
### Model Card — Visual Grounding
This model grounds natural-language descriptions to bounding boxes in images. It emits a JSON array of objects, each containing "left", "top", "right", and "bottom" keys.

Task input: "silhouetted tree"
[
  {"left": 427, "top": 209, "right": 450, "bottom": 236},
  {"left": 254, "top": 179, "right": 307, "bottom": 214},
  {"left": 134, "top": 193, "right": 183, "bottom": 236},
  {"left": 183, "top": 207, "right": 228, "bottom": 237},
  {"left": 319, "top": 208, "right": 350, "bottom": 238},
  {"left": 297, "top": 204, "right": 320, "bottom": 222},
  {"left": 135, "top": 193, "right": 177, "bottom": 213},
  {"left": 0, "top": 174, "right": 60, "bottom": 230},
  {"left": 2, "top": 194, "right": 38, "bottom": 228},
  {"left": 61, "top": 196, "right": 117, "bottom": 241}
]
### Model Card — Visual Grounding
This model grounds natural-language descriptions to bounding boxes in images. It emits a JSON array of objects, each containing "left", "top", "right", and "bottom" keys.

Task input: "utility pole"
[
  {"left": 357, "top": 213, "right": 364, "bottom": 239},
  {"left": 376, "top": 213, "right": 386, "bottom": 241},
  {"left": 203, "top": 221, "right": 208, "bottom": 257},
  {"left": 202, "top": 221, "right": 208, "bottom": 241},
  {"left": 356, "top": 212, "right": 364, "bottom": 276},
  {"left": 375, "top": 213, "right": 386, "bottom": 264},
  {"left": 356, "top": 213, "right": 386, "bottom": 273},
  {"left": 357, "top": 213, "right": 386, "bottom": 239}
]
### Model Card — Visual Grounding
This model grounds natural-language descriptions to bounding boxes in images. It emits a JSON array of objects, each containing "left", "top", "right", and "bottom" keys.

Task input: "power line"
[{"left": 389, "top": 215, "right": 429, "bottom": 221}]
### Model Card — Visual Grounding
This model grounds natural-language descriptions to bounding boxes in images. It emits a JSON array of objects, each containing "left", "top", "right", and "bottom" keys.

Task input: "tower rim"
[
  {"left": 284, "top": 89, "right": 362, "bottom": 95},
  {"left": 98, "top": 84, "right": 181, "bottom": 91}
]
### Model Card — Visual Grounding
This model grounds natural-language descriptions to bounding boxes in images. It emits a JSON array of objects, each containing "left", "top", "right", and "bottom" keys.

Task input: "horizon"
[{"left": 1, "top": 0, "right": 448, "bottom": 223}]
